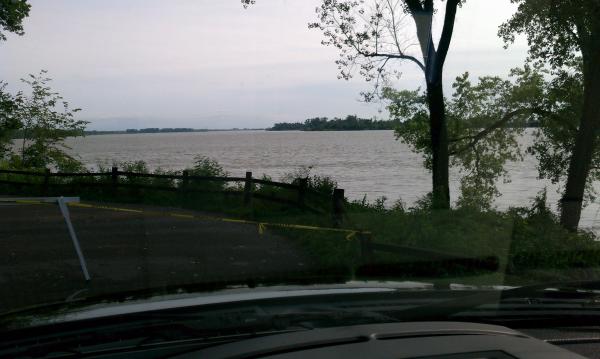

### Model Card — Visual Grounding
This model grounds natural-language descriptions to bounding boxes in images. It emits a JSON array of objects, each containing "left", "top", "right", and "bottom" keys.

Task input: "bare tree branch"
[
  {"left": 450, "top": 108, "right": 537, "bottom": 155},
  {"left": 386, "top": 0, "right": 404, "bottom": 54},
  {"left": 359, "top": 50, "right": 425, "bottom": 71}
]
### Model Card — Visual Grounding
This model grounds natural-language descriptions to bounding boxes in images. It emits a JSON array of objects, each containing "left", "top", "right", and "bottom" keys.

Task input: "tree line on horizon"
[
  {"left": 269, "top": 114, "right": 541, "bottom": 132},
  {"left": 268, "top": 115, "right": 401, "bottom": 131}
]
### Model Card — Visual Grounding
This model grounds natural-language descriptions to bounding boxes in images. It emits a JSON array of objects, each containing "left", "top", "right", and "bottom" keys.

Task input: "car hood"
[{"left": 3, "top": 280, "right": 516, "bottom": 329}]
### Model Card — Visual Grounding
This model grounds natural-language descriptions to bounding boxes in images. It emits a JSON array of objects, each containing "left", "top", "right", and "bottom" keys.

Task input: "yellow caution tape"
[
  {"left": 71, "top": 202, "right": 144, "bottom": 214},
  {"left": 258, "top": 223, "right": 266, "bottom": 235},
  {"left": 9, "top": 199, "right": 367, "bottom": 236},
  {"left": 170, "top": 213, "right": 195, "bottom": 219},
  {"left": 345, "top": 231, "right": 357, "bottom": 241},
  {"left": 13, "top": 200, "right": 371, "bottom": 239}
]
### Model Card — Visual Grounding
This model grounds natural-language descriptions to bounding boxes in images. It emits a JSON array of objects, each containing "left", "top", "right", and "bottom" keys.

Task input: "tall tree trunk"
[
  {"left": 427, "top": 80, "right": 450, "bottom": 209},
  {"left": 406, "top": 0, "right": 457, "bottom": 210},
  {"left": 560, "top": 50, "right": 600, "bottom": 231}
]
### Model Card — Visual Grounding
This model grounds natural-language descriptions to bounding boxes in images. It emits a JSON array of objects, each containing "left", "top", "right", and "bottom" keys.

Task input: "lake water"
[{"left": 64, "top": 130, "right": 600, "bottom": 231}]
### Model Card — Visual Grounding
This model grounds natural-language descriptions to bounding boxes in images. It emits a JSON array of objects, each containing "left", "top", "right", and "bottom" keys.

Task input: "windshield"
[{"left": 1, "top": 0, "right": 600, "bottom": 341}]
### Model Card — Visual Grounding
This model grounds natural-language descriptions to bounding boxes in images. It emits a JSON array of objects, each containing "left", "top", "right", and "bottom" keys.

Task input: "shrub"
[
  {"left": 184, "top": 156, "right": 230, "bottom": 192},
  {"left": 307, "top": 174, "right": 337, "bottom": 195},
  {"left": 281, "top": 166, "right": 338, "bottom": 194},
  {"left": 188, "top": 156, "right": 228, "bottom": 177},
  {"left": 409, "top": 192, "right": 434, "bottom": 212},
  {"left": 117, "top": 160, "right": 150, "bottom": 174},
  {"left": 505, "top": 190, "right": 600, "bottom": 274}
]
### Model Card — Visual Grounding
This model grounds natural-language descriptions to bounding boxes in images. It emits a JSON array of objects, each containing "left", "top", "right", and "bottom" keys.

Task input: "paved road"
[{"left": 0, "top": 201, "right": 319, "bottom": 312}]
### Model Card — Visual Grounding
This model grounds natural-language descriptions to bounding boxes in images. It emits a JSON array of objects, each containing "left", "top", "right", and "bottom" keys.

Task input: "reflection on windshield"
[{"left": 1, "top": 0, "right": 600, "bottom": 340}]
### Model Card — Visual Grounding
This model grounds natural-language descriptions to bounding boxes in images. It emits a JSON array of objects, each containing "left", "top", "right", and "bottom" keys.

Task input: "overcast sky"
[{"left": 0, "top": 0, "right": 528, "bottom": 130}]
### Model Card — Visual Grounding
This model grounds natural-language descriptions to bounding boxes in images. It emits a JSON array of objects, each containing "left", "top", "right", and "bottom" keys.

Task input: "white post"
[{"left": 57, "top": 196, "right": 91, "bottom": 281}]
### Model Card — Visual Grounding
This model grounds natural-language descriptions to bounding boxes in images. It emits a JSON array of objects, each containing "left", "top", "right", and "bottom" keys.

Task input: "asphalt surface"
[{"left": 0, "top": 201, "right": 319, "bottom": 312}]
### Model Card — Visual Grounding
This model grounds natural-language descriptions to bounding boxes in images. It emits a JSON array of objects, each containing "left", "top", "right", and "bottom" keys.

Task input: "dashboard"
[{"left": 167, "top": 322, "right": 588, "bottom": 358}]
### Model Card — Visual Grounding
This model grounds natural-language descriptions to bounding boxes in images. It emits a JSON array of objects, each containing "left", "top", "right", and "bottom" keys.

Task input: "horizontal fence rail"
[
  {"left": 49, "top": 172, "right": 109, "bottom": 177},
  {"left": 0, "top": 168, "right": 345, "bottom": 219},
  {"left": 0, "top": 169, "right": 48, "bottom": 176},
  {"left": 252, "top": 178, "right": 300, "bottom": 190},
  {"left": 116, "top": 171, "right": 248, "bottom": 182}
]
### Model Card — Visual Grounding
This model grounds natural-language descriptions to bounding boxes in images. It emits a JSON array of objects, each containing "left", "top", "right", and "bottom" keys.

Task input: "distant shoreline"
[
  {"left": 266, "top": 128, "right": 395, "bottom": 132},
  {"left": 85, "top": 128, "right": 266, "bottom": 136},
  {"left": 84, "top": 128, "right": 399, "bottom": 136}
]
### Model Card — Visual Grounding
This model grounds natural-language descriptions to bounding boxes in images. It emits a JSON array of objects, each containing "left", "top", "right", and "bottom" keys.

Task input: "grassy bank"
[{"left": 254, "top": 190, "right": 600, "bottom": 286}]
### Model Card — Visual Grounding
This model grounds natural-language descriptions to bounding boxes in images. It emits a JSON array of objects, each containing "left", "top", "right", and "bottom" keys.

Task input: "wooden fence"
[{"left": 0, "top": 168, "right": 346, "bottom": 219}]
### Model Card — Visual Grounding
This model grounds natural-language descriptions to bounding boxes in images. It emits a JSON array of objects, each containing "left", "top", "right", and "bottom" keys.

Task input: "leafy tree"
[
  {"left": 10, "top": 71, "right": 87, "bottom": 171},
  {"left": 385, "top": 67, "right": 546, "bottom": 210},
  {"left": 0, "top": 0, "right": 30, "bottom": 41},
  {"left": 499, "top": 0, "right": 600, "bottom": 231},
  {"left": 0, "top": 82, "right": 21, "bottom": 159},
  {"left": 525, "top": 61, "right": 600, "bottom": 220},
  {"left": 306, "top": 0, "right": 464, "bottom": 209},
  {"left": 1, "top": 0, "right": 31, "bottom": 159}
]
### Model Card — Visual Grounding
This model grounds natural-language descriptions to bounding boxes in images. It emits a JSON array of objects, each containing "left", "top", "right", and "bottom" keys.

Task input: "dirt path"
[{"left": 0, "top": 201, "right": 319, "bottom": 312}]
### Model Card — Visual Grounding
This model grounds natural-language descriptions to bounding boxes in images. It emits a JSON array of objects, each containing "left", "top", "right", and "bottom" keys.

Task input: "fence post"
[
  {"left": 332, "top": 188, "right": 344, "bottom": 227},
  {"left": 297, "top": 177, "right": 307, "bottom": 208},
  {"left": 111, "top": 166, "right": 118, "bottom": 197},
  {"left": 359, "top": 232, "right": 374, "bottom": 264},
  {"left": 42, "top": 168, "right": 51, "bottom": 196},
  {"left": 180, "top": 170, "right": 189, "bottom": 203},
  {"left": 244, "top": 171, "right": 253, "bottom": 206},
  {"left": 181, "top": 170, "right": 189, "bottom": 191}
]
